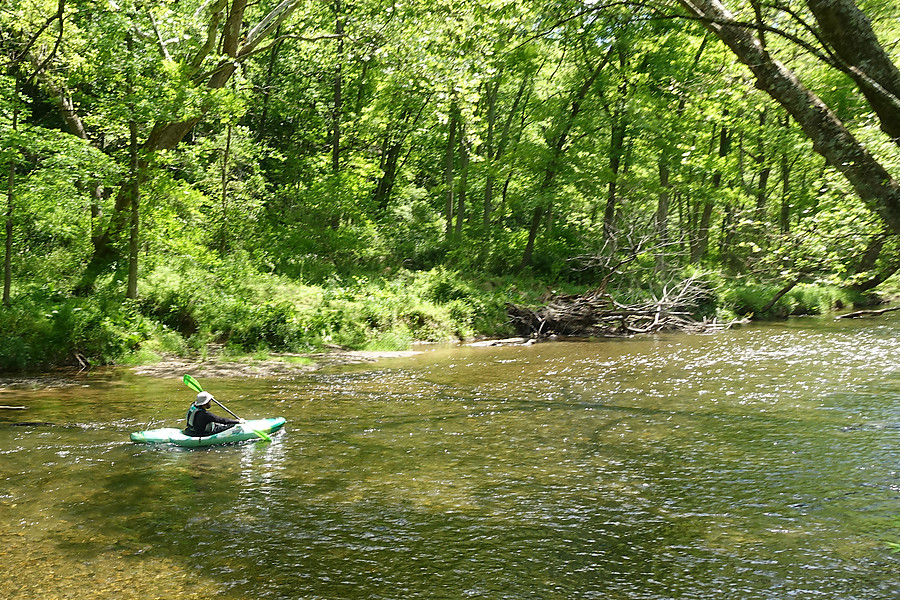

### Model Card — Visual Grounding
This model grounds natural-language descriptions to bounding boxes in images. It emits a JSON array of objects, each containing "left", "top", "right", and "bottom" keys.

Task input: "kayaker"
[{"left": 185, "top": 392, "right": 243, "bottom": 437}]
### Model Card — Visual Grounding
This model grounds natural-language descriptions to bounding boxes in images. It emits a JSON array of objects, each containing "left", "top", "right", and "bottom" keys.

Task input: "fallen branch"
[
  {"left": 507, "top": 278, "right": 746, "bottom": 338},
  {"left": 835, "top": 306, "right": 900, "bottom": 319}
]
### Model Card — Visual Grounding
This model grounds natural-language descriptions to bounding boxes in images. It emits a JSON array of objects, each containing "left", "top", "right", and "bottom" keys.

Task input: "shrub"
[
  {"left": 0, "top": 295, "right": 150, "bottom": 370},
  {"left": 719, "top": 279, "right": 853, "bottom": 318}
]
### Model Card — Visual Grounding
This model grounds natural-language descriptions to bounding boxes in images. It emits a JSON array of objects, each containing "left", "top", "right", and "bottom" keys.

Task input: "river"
[{"left": 1, "top": 317, "right": 899, "bottom": 599}]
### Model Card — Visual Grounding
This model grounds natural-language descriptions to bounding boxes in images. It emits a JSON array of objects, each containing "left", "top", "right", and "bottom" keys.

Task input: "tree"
[
  {"left": 520, "top": 42, "right": 612, "bottom": 268},
  {"left": 1, "top": 73, "right": 19, "bottom": 307},
  {"left": 674, "top": 0, "right": 900, "bottom": 238},
  {"left": 1, "top": 0, "right": 64, "bottom": 305},
  {"left": 71, "top": 0, "right": 304, "bottom": 292}
]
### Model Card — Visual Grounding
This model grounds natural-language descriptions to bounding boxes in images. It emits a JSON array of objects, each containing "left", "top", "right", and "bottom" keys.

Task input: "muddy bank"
[
  {"left": 2, "top": 339, "right": 541, "bottom": 389},
  {"left": 0, "top": 349, "right": 422, "bottom": 391},
  {"left": 128, "top": 349, "right": 423, "bottom": 379}
]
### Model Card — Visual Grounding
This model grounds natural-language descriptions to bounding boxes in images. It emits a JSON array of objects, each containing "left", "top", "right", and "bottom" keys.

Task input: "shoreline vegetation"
[
  {"left": 1, "top": 263, "right": 894, "bottom": 376},
  {"left": 6, "top": 2, "right": 900, "bottom": 375}
]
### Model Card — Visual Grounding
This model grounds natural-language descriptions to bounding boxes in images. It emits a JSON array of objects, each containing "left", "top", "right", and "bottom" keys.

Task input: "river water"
[{"left": 1, "top": 317, "right": 899, "bottom": 599}]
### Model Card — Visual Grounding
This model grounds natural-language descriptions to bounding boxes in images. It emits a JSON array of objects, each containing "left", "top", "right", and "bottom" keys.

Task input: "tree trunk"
[
  {"left": 126, "top": 34, "right": 140, "bottom": 300},
  {"left": 521, "top": 206, "right": 544, "bottom": 269},
  {"left": 373, "top": 137, "right": 404, "bottom": 212},
  {"left": 372, "top": 98, "right": 427, "bottom": 212},
  {"left": 256, "top": 28, "right": 284, "bottom": 141},
  {"left": 3, "top": 160, "right": 12, "bottom": 308},
  {"left": 219, "top": 124, "right": 232, "bottom": 256},
  {"left": 331, "top": 0, "right": 343, "bottom": 172},
  {"left": 456, "top": 117, "right": 469, "bottom": 240},
  {"left": 484, "top": 73, "right": 530, "bottom": 235},
  {"left": 655, "top": 156, "right": 670, "bottom": 272},
  {"left": 759, "top": 273, "right": 803, "bottom": 314},
  {"left": 691, "top": 115, "right": 729, "bottom": 262},
  {"left": 778, "top": 114, "right": 794, "bottom": 233},
  {"left": 3, "top": 74, "right": 18, "bottom": 307},
  {"left": 126, "top": 119, "right": 140, "bottom": 300},
  {"left": 848, "top": 232, "right": 900, "bottom": 293},
  {"left": 3, "top": 162, "right": 12, "bottom": 309},
  {"left": 677, "top": 0, "right": 900, "bottom": 237},
  {"left": 754, "top": 109, "right": 770, "bottom": 216},
  {"left": 483, "top": 77, "right": 499, "bottom": 232},
  {"left": 603, "top": 94, "right": 627, "bottom": 241},
  {"left": 804, "top": 0, "right": 900, "bottom": 146},
  {"left": 690, "top": 200, "right": 714, "bottom": 263},
  {"left": 443, "top": 104, "right": 458, "bottom": 239}
]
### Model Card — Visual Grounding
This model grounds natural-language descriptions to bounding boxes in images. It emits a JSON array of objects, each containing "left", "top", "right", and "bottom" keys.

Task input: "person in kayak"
[{"left": 185, "top": 392, "right": 243, "bottom": 436}]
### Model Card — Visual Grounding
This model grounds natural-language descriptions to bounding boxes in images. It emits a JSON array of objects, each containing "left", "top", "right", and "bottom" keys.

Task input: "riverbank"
[
  {"left": 0, "top": 348, "right": 424, "bottom": 391},
  {"left": 4, "top": 257, "right": 886, "bottom": 374},
  {"left": 128, "top": 348, "right": 424, "bottom": 379},
  {"left": 0, "top": 338, "right": 550, "bottom": 390}
]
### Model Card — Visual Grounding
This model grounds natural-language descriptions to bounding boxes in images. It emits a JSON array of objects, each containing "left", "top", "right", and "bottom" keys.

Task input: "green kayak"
[{"left": 130, "top": 417, "right": 286, "bottom": 447}]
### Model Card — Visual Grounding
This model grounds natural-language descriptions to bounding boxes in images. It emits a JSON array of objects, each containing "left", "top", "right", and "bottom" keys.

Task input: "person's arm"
[{"left": 207, "top": 411, "right": 240, "bottom": 425}]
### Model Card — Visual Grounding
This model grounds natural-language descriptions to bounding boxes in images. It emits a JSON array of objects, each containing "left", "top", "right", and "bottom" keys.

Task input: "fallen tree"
[
  {"left": 834, "top": 306, "right": 900, "bottom": 319},
  {"left": 507, "top": 278, "right": 746, "bottom": 338}
]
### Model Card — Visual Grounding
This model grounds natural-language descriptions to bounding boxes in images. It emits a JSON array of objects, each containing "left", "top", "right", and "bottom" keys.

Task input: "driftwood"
[
  {"left": 0, "top": 406, "right": 28, "bottom": 410},
  {"left": 507, "top": 278, "right": 747, "bottom": 338},
  {"left": 835, "top": 306, "right": 900, "bottom": 319}
]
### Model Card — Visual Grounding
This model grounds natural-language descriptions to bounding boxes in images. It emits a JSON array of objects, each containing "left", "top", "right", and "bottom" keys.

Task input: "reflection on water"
[{"left": 2, "top": 318, "right": 900, "bottom": 599}]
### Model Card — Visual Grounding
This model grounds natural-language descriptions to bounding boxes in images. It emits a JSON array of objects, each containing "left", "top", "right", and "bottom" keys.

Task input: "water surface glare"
[{"left": 2, "top": 318, "right": 900, "bottom": 599}]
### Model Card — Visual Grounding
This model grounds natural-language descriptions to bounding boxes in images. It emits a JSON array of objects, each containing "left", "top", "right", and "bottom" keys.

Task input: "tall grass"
[
  {"left": 0, "top": 258, "right": 876, "bottom": 371},
  {"left": 136, "top": 261, "right": 516, "bottom": 357},
  {"left": 719, "top": 280, "right": 855, "bottom": 318}
]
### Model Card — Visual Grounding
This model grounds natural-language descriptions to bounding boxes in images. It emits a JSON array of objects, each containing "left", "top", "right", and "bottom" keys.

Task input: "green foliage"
[
  {"left": 4, "top": 0, "right": 900, "bottom": 370},
  {"left": 132, "top": 258, "right": 514, "bottom": 360},
  {"left": 0, "top": 294, "right": 150, "bottom": 370},
  {"left": 719, "top": 280, "right": 854, "bottom": 318},
  {"left": 298, "top": 271, "right": 481, "bottom": 348}
]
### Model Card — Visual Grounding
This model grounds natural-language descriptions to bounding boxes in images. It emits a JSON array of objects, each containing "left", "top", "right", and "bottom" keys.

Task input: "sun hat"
[{"left": 194, "top": 392, "right": 214, "bottom": 407}]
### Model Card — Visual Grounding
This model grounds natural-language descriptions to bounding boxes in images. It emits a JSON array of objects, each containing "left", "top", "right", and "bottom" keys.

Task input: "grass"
[{"left": 1, "top": 257, "right": 883, "bottom": 372}]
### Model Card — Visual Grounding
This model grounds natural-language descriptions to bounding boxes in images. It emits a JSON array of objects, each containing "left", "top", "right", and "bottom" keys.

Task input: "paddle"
[{"left": 182, "top": 374, "right": 271, "bottom": 442}]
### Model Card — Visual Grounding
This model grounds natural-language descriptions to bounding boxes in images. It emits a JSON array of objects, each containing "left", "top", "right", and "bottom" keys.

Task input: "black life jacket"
[{"left": 186, "top": 405, "right": 203, "bottom": 434}]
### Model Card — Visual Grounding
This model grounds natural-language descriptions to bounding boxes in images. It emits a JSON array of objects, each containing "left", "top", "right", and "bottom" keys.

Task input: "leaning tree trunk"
[
  {"left": 677, "top": 0, "right": 900, "bottom": 237},
  {"left": 804, "top": 0, "right": 900, "bottom": 146}
]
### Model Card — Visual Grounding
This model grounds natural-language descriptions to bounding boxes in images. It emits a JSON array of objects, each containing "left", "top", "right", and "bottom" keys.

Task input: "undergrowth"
[{"left": 0, "top": 260, "right": 880, "bottom": 371}]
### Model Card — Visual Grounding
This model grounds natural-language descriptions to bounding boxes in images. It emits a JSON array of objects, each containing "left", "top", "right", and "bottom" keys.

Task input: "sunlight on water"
[{"left": 1, "top": 317, "right": 900, "bottom": 599}]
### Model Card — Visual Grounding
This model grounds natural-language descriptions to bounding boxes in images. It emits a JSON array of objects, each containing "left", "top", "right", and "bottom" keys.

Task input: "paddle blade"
[
  {"left": 254, "top": 429, "right": 272, "bottom": 442},
  {"left": 183, "top": 374, "right": 203, "bottom": 393}
]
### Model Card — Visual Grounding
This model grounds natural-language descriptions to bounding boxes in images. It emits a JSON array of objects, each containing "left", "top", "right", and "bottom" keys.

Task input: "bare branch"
[
  {"left": 243, "top": 0, "right": 302, "bottom": 52},
  {"left": 507, "top": 276, "right": 740, "bottom": 339},
  {"left": 148, "top": 8, "right": 172, "bottom": 61}
]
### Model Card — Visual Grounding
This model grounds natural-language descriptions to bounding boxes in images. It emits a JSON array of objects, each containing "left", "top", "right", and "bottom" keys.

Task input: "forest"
[{"left": 2, "top": 0, "right": 900, "bottom": 370}]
